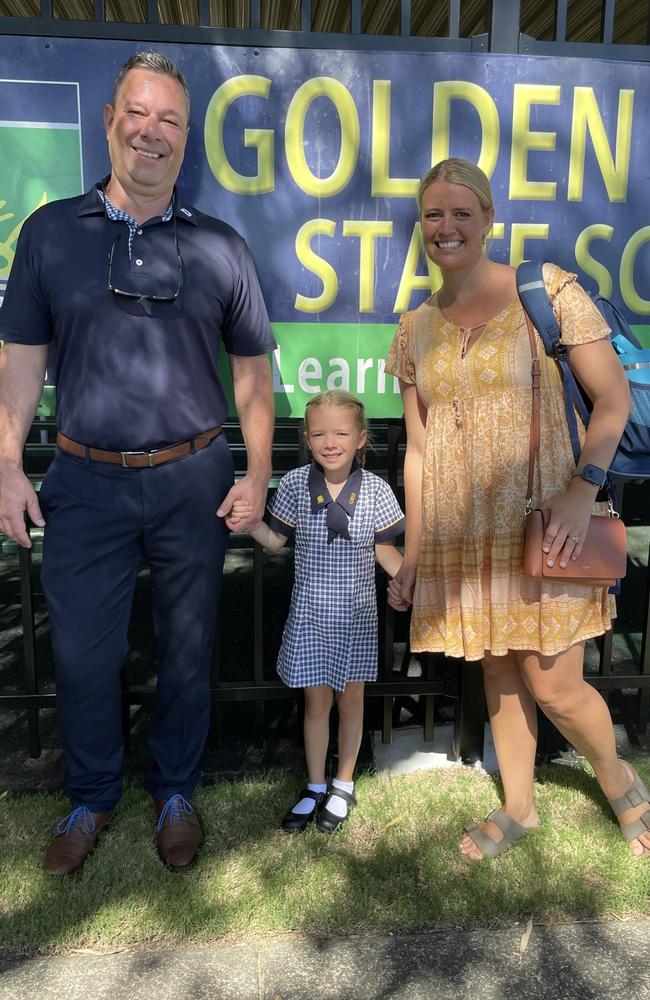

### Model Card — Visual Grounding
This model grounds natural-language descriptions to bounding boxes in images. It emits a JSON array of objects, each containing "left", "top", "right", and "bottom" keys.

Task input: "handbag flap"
[{"left": 525, "top": 509, "right": 627, "bottom": 582}]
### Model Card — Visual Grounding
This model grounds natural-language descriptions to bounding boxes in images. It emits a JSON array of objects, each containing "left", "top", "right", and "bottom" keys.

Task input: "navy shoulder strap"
[
  {"left": 516, "top": 260, "right": 562, "bottom": 357},
  {"left": 516, "top": 260, "right": 590, "bottom": 465}
]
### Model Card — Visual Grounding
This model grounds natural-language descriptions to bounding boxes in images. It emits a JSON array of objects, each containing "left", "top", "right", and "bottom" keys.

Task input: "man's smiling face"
[{"left": 103, "top": 67, "right": 189, "bottom": 203}]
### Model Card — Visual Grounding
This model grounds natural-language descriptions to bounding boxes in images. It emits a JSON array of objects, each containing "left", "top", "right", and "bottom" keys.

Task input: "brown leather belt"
[{"left": 56, "top": 427, "right": 222, "bottom": 468}]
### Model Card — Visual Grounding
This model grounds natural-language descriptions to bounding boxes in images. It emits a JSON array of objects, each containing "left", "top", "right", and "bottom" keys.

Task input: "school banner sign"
[{"left": 0, "top": 36, "right": 648, "bottom": 415}]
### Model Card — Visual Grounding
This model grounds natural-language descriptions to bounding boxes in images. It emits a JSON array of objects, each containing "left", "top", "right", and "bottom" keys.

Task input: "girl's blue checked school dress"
[{"left": 266, "top": 460, "right": 405, "bottom": 691}]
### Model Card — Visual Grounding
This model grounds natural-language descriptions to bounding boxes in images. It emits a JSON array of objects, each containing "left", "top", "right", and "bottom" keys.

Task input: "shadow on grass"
[{"left": 0, "top": 764, "right": 649, "bottom": 960}]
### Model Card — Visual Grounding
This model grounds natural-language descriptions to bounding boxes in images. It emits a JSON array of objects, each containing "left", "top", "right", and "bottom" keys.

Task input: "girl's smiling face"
[
  {"left": 305, "top": 404, "right": 367, "bottom": 482},
  {"left": 420, "top": 178, "right": 493, "bottom": 272}
]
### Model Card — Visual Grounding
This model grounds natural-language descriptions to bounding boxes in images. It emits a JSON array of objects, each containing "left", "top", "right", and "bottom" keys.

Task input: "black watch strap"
[{"left": 572, "top": 464, "right": 608, "bottom": 488}]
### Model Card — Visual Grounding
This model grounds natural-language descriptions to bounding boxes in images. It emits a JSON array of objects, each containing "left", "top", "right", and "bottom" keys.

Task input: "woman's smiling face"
[{"left": 420, "top": 178, "right": 493, "bottom": 272}]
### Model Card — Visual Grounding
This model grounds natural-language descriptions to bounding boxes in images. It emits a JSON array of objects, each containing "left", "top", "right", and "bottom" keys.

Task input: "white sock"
[
  {"left": 327, "top": 778, "right": 355, "bottom": 819},
  {"left": 291, "top": 782, "right": 327, "bottom": 816}
]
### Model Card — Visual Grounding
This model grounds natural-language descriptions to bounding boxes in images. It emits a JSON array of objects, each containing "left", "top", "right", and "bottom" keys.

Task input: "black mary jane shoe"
[
  {"left": 281, "top": 788, "right": 327, "bottom": 833},
  {"left": 315, "top": 786, "right": 357, "bottom": 834}
]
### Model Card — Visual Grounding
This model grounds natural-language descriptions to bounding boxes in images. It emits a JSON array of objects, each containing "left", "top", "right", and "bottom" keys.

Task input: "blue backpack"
[{"left": 516, "top": 260, "right": 650, "bottom": 482}]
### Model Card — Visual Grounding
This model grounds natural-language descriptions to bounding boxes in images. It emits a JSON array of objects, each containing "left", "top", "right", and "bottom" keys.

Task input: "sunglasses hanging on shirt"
[{"left": 106, "top": 210, "right": 183, "bottom": 303}]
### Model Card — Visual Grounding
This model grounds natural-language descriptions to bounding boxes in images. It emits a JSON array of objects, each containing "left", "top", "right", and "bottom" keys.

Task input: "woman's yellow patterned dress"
[{"left": 386, "top": 264, "right": 616, "bottom": 661}]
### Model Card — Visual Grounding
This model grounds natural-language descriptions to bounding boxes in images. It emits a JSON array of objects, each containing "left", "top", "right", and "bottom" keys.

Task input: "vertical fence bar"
[
  {"left": 448, "top": 0, "right": 460, "bottom": 37},
  {"left": 198, "top": 0, "right": 210, "bottom": 26},
  {"left": 382, "top": 421, "right": 402, "bottom": 744},
  {"left": 351, "top": 0, "right": 361, "bottom": 35},
  {"left": 386, "top": 420, "right": 400, "bottom": 493},
  {"left": 300, "top": 0, "right": 311, "bottom": 31},
  {"left": 400, "top": 0, "right": 410, "bottom": 36},
  {"left": 637, "top": 534, "right": 650, "bottom": 733},
  {"left": 488, "top": 0, "right": 521, "bottom": 52},
  {"left": 601, "top": 0, "right": 615, "bottom": 42},
  {"left": 554, "top": 0, "right": 568, "bottom": 40},
  {"left": 254, "top": 540, "right": 265, "bottom": 745},
  {"left": 382, "top": 575, "right": 394, "bottom": 744},
  {"left": 209, "top": 596, "right": 222, "bottom": 748},
  {"left": 146, "top": 0, "right": 158, "bottom": 23},
  {"left": 93, "top": 0, "right": 105, "bottom": 20},
  {"left": 18, "top": 542, "right": 41, "bottom": 758},
  {"left": 40, "top": 0, "right": 53, "bottom": 16},
  {"left": 250, "top": 0, "right": 261, "bottom": 29},
  {"left": 423, "top": 654, "right": 435, "bottom": 742},
  {"left": 597, "top": 629, "right": 613, "bottom": 706},
  {"left": 458, "top": 660, "right": 485, "bottom": 763}
]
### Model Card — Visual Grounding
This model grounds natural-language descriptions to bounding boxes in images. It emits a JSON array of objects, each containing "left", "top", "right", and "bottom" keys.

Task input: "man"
[{"left": 0, "top": 52, "right": 276, "bottom": 873}]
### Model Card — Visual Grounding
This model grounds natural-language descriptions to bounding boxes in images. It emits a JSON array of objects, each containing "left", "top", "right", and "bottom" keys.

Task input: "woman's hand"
[
  {"left": 388, "top": 560, "right": 417, "bottom": 611},
  {"left": 539, "top": 480, "right": 598, "bottom": 569}
]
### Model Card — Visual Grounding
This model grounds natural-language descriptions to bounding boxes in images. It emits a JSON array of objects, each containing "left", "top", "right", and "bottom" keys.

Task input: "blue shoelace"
[
  {"left": 56, "top": 805, "right": 96, "bottom": 836},
  {"left": 156, "top": 794, "right": 193, "bottom": 832}
]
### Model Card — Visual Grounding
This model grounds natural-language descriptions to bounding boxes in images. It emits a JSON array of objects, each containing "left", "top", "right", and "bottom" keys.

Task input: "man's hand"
[
  {"left": 0, "top": 463, "right": 45, "bottom": 548},
  {"left": 216, "top": 473, "right": 268, "bottom": 532}
]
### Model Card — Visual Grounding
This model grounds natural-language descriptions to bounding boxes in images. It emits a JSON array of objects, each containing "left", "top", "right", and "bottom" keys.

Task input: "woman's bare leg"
[
  {"left": 460, "top": 651, "right": 540, "bottom": 861},
  {"left": 518, "top": 644, "right": 650, "bottom": 858}
]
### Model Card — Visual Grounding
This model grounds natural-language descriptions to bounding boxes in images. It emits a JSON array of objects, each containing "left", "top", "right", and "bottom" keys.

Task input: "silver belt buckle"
[{"left": 121, "top": 448, "right": 158, "bottom": 467}]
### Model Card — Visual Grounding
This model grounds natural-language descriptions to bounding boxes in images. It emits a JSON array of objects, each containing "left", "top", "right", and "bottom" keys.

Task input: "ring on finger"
[{"left": 569, "top": 534, "right": 581, "bottom": 544}]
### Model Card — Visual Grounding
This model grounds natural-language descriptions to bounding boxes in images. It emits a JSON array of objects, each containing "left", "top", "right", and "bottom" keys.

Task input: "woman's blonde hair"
[
  {"left": 304, "top": 390, "right": 369, "bottom": 466},
  {"left": 417, "top": 157, "right": 494, "bottom": 213}
]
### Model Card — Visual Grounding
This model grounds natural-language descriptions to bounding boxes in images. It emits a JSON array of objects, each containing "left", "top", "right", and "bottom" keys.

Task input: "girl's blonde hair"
[
  {"left": 417, "top": 157, "right": 494, "bottom": 213},
  {"left": 304, "top": 390, "right": 369, "bottom": 466}
]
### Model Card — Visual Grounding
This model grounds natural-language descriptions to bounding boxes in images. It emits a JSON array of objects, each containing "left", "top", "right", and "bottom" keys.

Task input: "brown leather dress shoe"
[
  {"left": 155, "top": 794, "right": 202, "bottom": 870},
  {"left": 43, "top": 805, "right": 116, "bottom": 876}
]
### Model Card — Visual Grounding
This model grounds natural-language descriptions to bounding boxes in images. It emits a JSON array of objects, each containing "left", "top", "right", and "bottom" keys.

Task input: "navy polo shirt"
[{"left": 0, "top": 184, "right": 276, "bottom": 451}]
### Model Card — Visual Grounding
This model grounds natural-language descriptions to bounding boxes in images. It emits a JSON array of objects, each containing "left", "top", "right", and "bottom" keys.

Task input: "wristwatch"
[{"left": 572, "top": 464, "right": 608, "bottom": 488}]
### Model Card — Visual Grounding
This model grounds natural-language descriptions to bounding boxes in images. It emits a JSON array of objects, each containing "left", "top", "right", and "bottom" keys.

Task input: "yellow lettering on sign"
[
  {"left": 371, "top": 81, "right": 419, "bottom": 198},
  {"left": 294, "top": 219, "right": 338, "bottom": 312},
  {"left": 285, "top": 77, "right": 360, "bottom": 196},
  {"left": 510, "top": 223, "right": 549, "bottom": 266},
  {"left": 342, "top": 220, "right": 394, "bottom": 312},
  {"left": 432, "top": 81, "right": 499, "bottom": 177},
  {"left": 575, "top": 225, "right": 614, "bottom": 298},
  {"left": 393, "top": 222, "right": 441, "bottom": 313},
  {"left": 509, "top": 84, "right": 561, "bottom": 200},
  {"left": 568, "top": 87, "right": 633, "bottom": 202},
  {"left": 204, "top": 76, "right": 274, "bottom": 194},
  {"left": 620, "top": 226, "right": 650, "bottom": 313}
]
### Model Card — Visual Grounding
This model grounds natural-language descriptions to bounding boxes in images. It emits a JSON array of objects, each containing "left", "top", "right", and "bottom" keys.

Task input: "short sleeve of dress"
[
  {"left": 546, "top": 264, "right": 611, "bottom": 347},
  {"left": 265, "top": 470, "right": 298, "bottom": 538},
  {"left": 373, "top": 477, "right": 405, "bottom": 543},
  {"left": 386, "top": 313, "right": 416, "bottom": 385}
]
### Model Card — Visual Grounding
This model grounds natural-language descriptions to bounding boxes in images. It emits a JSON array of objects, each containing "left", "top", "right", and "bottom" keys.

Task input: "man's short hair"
[{"left": 110, "top": 51, "right": 190, "bottom": 116}]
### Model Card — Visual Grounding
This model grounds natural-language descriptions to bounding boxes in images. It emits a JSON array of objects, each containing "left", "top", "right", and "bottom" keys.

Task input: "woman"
[{"left": 386, "top": 157, "right": 650, "bottom": 861}]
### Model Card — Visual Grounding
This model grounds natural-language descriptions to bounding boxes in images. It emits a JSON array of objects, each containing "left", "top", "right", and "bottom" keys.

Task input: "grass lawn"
[{"left": 1, "top": 762, "right": 649, "bottom": 958}]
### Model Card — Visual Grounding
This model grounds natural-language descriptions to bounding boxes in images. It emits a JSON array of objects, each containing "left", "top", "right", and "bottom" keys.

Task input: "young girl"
[{"left": 233, "top": 390, "right": 404, "bottom": 833}]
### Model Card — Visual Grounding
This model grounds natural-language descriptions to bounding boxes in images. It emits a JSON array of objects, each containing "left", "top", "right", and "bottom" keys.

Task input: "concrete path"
[{"left": 1, "top": 921, "right": 649, "bottom": 1000}]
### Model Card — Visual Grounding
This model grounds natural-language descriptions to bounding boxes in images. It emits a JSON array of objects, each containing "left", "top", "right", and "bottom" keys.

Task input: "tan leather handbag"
[{"left": 521, "top": 315, "right": 627, "bottom": 588}]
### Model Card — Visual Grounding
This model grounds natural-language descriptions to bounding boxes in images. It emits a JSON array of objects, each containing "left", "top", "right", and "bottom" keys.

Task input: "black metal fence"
[
  {"left": 2, "top": 0, "right": 650, "bottom": 53},
  {"left": 2, "top": 415, "right": 649, "bottom": 767}
]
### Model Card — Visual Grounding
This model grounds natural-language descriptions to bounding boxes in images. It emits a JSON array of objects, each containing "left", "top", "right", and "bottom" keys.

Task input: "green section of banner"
[
  {"left": 30, "top": 324, "right": 650, "bottom": 421},
  {"left": 271, "top": 322, "right": 402, "bottom": 417},
  {"left": 0, "top": 126, "right": 82, "bottom": 279}
]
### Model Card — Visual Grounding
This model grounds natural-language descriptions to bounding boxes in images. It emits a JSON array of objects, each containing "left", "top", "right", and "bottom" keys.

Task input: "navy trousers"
[{"left": 39, "top": 435, "right": 233, "bottom": 812}]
